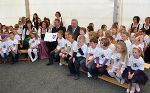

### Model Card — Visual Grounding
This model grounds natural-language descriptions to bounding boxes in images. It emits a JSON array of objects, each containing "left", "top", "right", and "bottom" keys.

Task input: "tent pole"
[
  {"left": 113, "top": 0, "right": 118, "bottom": 23},
  {"left": 25, "top": 0, "right": 30, "bottom": 18}
]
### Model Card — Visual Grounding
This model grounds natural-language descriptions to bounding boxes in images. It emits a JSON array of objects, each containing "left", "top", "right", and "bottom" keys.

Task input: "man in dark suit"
[
  {"left": 46, "top": 19, "right": 66, "bottom": 53},
  {"left": 67, "top": 19, "right": 80, "bottom": 40},
  {"left": 52, "top": 19, "right": 66, "bottom": 34}
]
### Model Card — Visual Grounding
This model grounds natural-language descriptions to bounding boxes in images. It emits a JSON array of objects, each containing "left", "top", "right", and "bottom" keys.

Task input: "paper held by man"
[{"left": 44, "top": 33, "right": 57, "bottom": 42}]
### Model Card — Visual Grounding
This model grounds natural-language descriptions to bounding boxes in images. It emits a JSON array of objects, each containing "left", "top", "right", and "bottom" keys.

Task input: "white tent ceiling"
[{"left": 0, "top": 0, "right": 150, "bottom": 31}]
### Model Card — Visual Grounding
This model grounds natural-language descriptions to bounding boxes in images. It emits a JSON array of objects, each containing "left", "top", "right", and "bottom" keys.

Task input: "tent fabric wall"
[
  {"left": 0, "top": 0, "right": 150, "bottom": 30},
  {"left": 29, "top": 0, "right": 114, "bottom": 31},
  {"left": 0, "top": 0, "right": 26, "bottom": 26},
  {"left": 118, "top": 0, "right": 150, "bottom": 29}
]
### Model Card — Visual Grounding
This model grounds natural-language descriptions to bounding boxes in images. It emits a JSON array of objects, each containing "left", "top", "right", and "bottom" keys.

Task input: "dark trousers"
[
  {"left": 49, "top": 50, "right": 61, "bottom": 64},
  {"left": 68, "top": 57, "right": 85, "bottom": 75},
  {"left": 10, "top": 50, "right": 21, "bottom": 63},
  {"left": 92, "top": 63, "right": 107, "bottom": 76}
]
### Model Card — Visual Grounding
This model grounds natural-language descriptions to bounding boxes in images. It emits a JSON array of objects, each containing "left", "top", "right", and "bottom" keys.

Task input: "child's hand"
[
  {"left": 86, "top": 61, "right": 89, "bottom": 67},
  {"left": 128, "top": 73, "right": 134, "bottom": 79},
  {"left": 55, "top": 49, "right": 58, "bottom": 53},
  {"left": 1, "top": 50, "right": 3, "bottom": 54},
  {"left": 69, "top": 57, "right": 72, "bottom": 60},
  {"left": 77, "top": 43, "right": 82, "bottom": 48},
  {"left": 20, "top": 45, "right": 23, "bottom": 48},
  {"left": 116, "top": 70, "right": 121, "bottom": 76},
  {"left": 108, "top": 65, "right": 112, "bottom": 70},
  {"left": 96, "top": 64, "right": 101, "bottom": 68},
  {"left": 73, "top": 58, "right": 75, "bottom": 63}
]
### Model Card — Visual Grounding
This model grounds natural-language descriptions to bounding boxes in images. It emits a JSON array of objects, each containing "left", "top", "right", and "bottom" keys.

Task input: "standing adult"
[
  {"left": 55, "top": 11, "right": 64, "bottom": 27},
  {"left": 142, "top": 17, "right": 150, "bottom": 35}
]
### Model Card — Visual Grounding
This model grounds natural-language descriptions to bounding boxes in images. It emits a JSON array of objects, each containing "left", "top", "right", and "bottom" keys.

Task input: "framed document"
[{"left": 44, "top": 33, "right": 57, "bottom": 42}]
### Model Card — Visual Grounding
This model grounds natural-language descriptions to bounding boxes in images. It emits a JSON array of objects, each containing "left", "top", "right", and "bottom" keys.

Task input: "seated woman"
[
  {"left": 21, "top": 20, "right": 37, "bottom": 49},
  {"left": 38, "top": 21, "right": 50, "bottom": 59}
]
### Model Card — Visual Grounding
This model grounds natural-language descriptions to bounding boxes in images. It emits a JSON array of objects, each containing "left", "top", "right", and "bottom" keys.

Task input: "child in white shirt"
[
  {"left": 28, "top": 31, "right": 40, "bottom": 62},
  {"left": 80, "top": 38, "right": 99, "bottom": 78},
  {"left": 108, "top": 41, "right": 128, "bottom": 84},
  {"left": 121, "top": 31, "right": 131, "bottom": 55},
  {"left": 122, "top": 47, "right": 148, "bottom": 93},
  {"left": 0, "top": 35, "right": 10, "bottom": 64},
  {"left": 92, "top": 38, "right": 112, "bottom": 79},
  {"left": 9, "top": 32, "right": 21, "bottom": 64},
  {"left": 59, "top": 31, "right": 71, "bottom": 65},
  {"left": 67, "top": 35, "right": 88, "bottom": 80},
  {"left": 47, "top": 30, "right": 65, "bottom": 65}
]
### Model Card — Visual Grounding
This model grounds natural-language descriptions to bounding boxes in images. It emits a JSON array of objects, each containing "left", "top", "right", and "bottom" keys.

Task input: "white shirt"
[
  {"left": 14, "top": 34, "right": 21, "bottom": 44},
  {"left": 97, "top": 48, "right": 112, "bottom": 65},
  {"left": 9, "top": 39, "right": 18, "bottom": 51},
  {"left": 64, "top": 39, "right": 71, "bottom": 50},
  {"left": 29, "top": 38, "right": 40, "bottom": 49},
  {"left": 124, "top": 39, "right": 131, "bottom": 54},
  {"left": 57, "top": 38, "right": 65, "bottom": 50},
  {"left": 111, "top": 53, "right": 126, "bottom": 69},
  {"left": 0, "top": 41, "right": 9, "bottom": 53},
  {"left": 38, "top": 28, "right": 51, "bottom": 39},
  {"left": 128, "top": 56, "right": 144, "bottom": 71},
  {"left": 69, "top": 41, "right": 77, "bottom": 56},
  {"left": 116, "top": 32, "right": 122, "bottom": 41},
  {"left": 87, "top": 47, "right": 99, "bottom": 61},
  {"left": 74, "top": 44, "right": 88, "bottom": 57},
  {"left": 109, "top": 43, "right": 115, "bottom": 52},
  {"left": 144, "top": 35, "right": 150, "bottom": 45}
]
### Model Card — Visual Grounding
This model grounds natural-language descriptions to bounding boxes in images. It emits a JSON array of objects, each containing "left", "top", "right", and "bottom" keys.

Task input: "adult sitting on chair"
[{"left": 67, "top": 19, "right": 80, "bottom": 40}]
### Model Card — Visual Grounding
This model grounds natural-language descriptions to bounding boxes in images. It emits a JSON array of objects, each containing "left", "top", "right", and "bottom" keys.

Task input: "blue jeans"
[
  {"left": 1, "top": 52, "right": 9, "bottom": 62},
  {"left": 68, "top": 57, "right": 85, "bottom": 75},
  {"left": 10, "top": 50, "right": 21, "bottom": 63},
  {"left": 80, "top": 58, "right": 94, "bottom": 74},
  {"left": 49, "top": 50, "right": 61, "bottom": 64}
]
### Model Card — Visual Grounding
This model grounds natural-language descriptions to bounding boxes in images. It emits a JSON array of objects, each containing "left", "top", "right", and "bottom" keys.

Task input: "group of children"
[
  {"left": 0, "top": 15, "right": 150, "bottom": 93},
  {"left": 0, "top": 29, "right": 40, "bottom": 63},
  {"left": 46, "top": 26, "right": 149, "bottom": 93}
]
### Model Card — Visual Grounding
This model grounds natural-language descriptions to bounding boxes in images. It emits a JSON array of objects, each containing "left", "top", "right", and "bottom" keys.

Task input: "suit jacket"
[
  {"left": 67, "top": 25, "right": 80, "bottom": 40},
  {"left": 52, "top": 26, "right": 66, "bottom": 34}
]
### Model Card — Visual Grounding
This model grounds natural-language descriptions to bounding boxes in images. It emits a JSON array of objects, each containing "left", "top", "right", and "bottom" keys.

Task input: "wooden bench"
[
  {"left": 19, "top": 49, "right": 39, "bottom": 61},
  {"left": 61, "top": 61, "right": 128, "bottom": 89}
]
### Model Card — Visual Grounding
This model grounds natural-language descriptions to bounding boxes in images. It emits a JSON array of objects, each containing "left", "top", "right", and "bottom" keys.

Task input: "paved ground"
[{"left": 0, "top": 59, "right": 149, "bottom": 93}]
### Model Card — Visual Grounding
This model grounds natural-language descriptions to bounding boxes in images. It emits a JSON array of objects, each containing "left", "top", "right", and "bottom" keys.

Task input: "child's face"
[
  {"left": 133, "top": 28, "right": 138, "bottom": 33},
  {"left": 68, "top": 35, "right": 74, "bottom": 42},
  {"left": 42, "top": 22, "right": 46, "bottom": 28},
  {"left": 5, "top": 32, "right": 9, "bottom": 37},
  {"left": 90, "top": 42, "right": 97, "bottom": 48},
  {"left": 30, "top": 33, "right": 35, "bottom": 38},
  {"left": 116, "top": 45, "right": 122, "bottom": 53},
  {"left": 78, "top": 39, "right": 84, "bottom": 46},
  {"left": 65, "top": 33, "right": 68, "bottom": 39},
  {"left": 10, "top": 34, "right": 14, "bottom": 39},
  {"left": 112, "top": 29, "right": 117, "bottom": 35},
  {"left": 133, "top": 49, "right": 140, "bottom": 58},
  {"left": 121, "top": 34, "right": 128, "bottom": 41},
  {"left": 100, "top": 41, "right": 104, "bottom": 48},
  {"left": 134, "top": 36, "right": 140, "bottom": 42},
  {"left": 104, "top": 26, "right": 107, "bottom": 31},
  {"left": 89, "top": 35, "right": 94, "bottom": 40},
  {"left": 57, "top": 33, "right": 63, "bottom": 39},
  {"left": 80, "top": 30, "right": 85, "bottom": 35},
  {"left": 98, "top": 30, "right": 103, "bottom": 36}
]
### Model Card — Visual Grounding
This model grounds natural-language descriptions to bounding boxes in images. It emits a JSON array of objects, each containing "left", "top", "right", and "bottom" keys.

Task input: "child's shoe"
[{"left": 87, "top": 72, "right": 92, "bottom": 78}]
